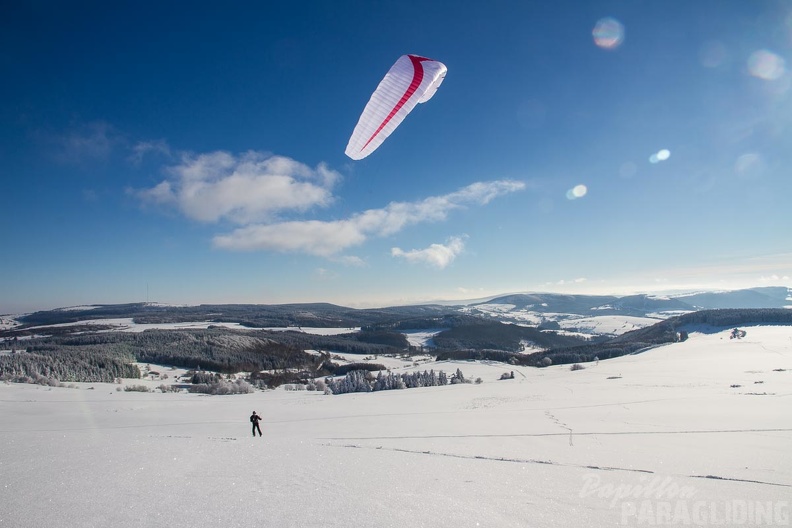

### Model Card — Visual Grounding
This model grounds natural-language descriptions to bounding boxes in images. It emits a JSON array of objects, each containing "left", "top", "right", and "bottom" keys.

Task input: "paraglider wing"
[{"left": 345, "top": 54, "right": 447, "bottom": 160}]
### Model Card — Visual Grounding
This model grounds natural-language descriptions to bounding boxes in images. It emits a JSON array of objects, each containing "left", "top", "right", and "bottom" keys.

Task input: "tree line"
[
  {"left": 326, "top": 368, "right": 466, "bottom": 395},
  {"left": 0, "top": 350, "right": 140, "bottom": 384}
]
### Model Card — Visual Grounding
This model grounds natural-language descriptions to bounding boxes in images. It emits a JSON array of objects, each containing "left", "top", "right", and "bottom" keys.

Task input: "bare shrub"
[
  {"left": 124, "top": 384, "right": 151, "bottom": 392},
  {"left": 188, "top": 379, "right": 254, "bottom": 395},
  {"left": 1, "top": 374, "right": 62, "bottom": 387},
  {"left": 570, "top": 363, "right": 585, "bottom": 371}
]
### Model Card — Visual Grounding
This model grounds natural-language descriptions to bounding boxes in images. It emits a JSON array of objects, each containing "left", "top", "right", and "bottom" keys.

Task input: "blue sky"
[{"left": 2, "top": 1, "right": 791, "bottom": 313}]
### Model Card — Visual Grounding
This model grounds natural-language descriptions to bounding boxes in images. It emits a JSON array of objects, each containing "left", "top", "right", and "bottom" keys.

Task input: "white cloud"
[
  {"left": 214, "top": 220, "right": 366, "bottom": 255},
  {"left": 213, "top": 179, "right": 525, "bottom": 255},
  {"left": 137, "top": 151, "right": 340, "bottom": 224},
  {"left": 134, "top": 147, "right": 526, "bottom": 258},
  {"left": 391, "top": 236, "right": 467, "bottom": 269}
]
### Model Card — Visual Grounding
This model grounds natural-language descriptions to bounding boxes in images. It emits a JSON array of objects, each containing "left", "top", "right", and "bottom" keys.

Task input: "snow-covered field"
[
  {"left": 556, "top": 315, "right": 661, "bottom": 336},
  {"left": 462, "top": 303, "right": 663, "bottom": 337},
  {"left": 0, "top": 317, "right": 19, "bottom": 331},
  {"left": 1, "top": 326, "right": 791, "bottom": 527},
  {"left": 402, "top": 328, "right": 446, "bottom": 348}
]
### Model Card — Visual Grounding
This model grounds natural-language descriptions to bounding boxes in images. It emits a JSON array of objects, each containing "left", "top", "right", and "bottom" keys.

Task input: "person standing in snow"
[{"left": 250, "top": 411, "right": 262, "bottom": 437}]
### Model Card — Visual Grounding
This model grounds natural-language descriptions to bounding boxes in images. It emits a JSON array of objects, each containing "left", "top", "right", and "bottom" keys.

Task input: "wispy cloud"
[
  {"left": 759, "top": 274, "right": 791, "bottom": 283},
  {"left": 41, "top": 121, "right": 123, "bottom": 164},
  {"left": 136, "top": 151, "right": 340, "bottom": 224},
  {"left": 332, "top": 255, "right": 366, "bottom": 267},
  {"left": 129, "top": 139, "right": 172, "bottom": 164},
  {"left": 548, "top": 277, "right": 588, "bottom": 286},
  {"left": 214, "top": 220, "right": 365, "bottom": 255},
  {"left": 392, "top": 236, "right": 467, "bottom": 269},
  {"left": 213, "top": 180, "right": 525, "bottom": 256}
]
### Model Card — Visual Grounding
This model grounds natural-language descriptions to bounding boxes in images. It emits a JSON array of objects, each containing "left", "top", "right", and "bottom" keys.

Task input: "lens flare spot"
[
  {"left": 747, "top": 50, "right": 786, "bottom": 80},
  {"left": 593, "top": 17, "right": 624, "bottom": 50},
  {"left": 735, "top": 153, "right": 765, "bottom": 179},
  {"left": 649, "top": 149, "right": 670, "bottom": 164},
  {"left": 566, "top": 184, "right": 588, "bottom": 200}
]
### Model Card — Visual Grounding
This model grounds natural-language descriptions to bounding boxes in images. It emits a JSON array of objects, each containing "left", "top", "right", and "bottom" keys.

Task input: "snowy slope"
[{"left": 1, "top": 326, "right": 790, "bottom": 527}]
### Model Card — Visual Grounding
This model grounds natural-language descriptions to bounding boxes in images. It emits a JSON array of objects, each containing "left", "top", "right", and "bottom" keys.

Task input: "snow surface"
[
  {"left": 463, "top": 303, "right": 663, "bottom": 336},
  {"left": 557, "top": 315, "right": 660, "bottom": 336},
  {"left": 262, "top": 327, "right": 359, "bottom": 336},
  {"left": 0, "top": 316, "right": 20, "bottom": 331},
  {"left": 1, "top": 326, "right": 791, "bottom": 527},
  {"left": 402, "top": 328, "right": 446, "bottom": 348}
]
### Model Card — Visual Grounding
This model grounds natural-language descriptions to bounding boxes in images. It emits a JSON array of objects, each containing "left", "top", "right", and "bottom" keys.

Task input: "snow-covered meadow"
[
  {"left": 1, "top": 326, "right": 791, "bottom": 527},
  {"left": 462, "top": 302, "right": 665, "bottom": 337}
]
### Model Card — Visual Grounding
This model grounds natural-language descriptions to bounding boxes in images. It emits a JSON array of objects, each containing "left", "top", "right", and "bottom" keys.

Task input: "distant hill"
[
  {"left": 672, "top": 287, "right": 791, "bottom": 309},
  {"left": 611, "top": 307, "right": 792, "bottom": 345},
  {"left": 15, "top": 302, "right": 453, "bottom": 330},
  {"left": 461, "top": 287, "right": 791, "bottom": 328},
  {"left": 5, "top": 287, "right": 789, "bottom": 348},
  {"left": 4, "top": 301, "right": 791, "bottom": 386},
  {"left": 432, "top": 320, "right": 588, "bottom": 352},
  {"left": 12, "top": 287, "right": 791, "bottom": 330},
  {"left": 525, "top": 308, "right": 792, "bottom": 368}
]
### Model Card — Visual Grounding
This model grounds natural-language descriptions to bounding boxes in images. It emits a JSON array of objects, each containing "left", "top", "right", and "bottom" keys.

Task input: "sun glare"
[
  {"left": 593, "top": 17, "right": 624, "bottom": 50},
  {"left": 649, "top": 149, "right": 671, "bottom": 164},
  {"left": 566, "top": 184, "right": 588, "bottom": 200},
  {"left": 747, "top": 49, "right": 786, "bottom": 81}
]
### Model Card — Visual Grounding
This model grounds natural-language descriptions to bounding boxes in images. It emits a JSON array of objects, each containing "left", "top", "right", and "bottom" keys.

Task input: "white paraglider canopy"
[{"left": 345, "top": 54, "right": 447, "bottom": 160}]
